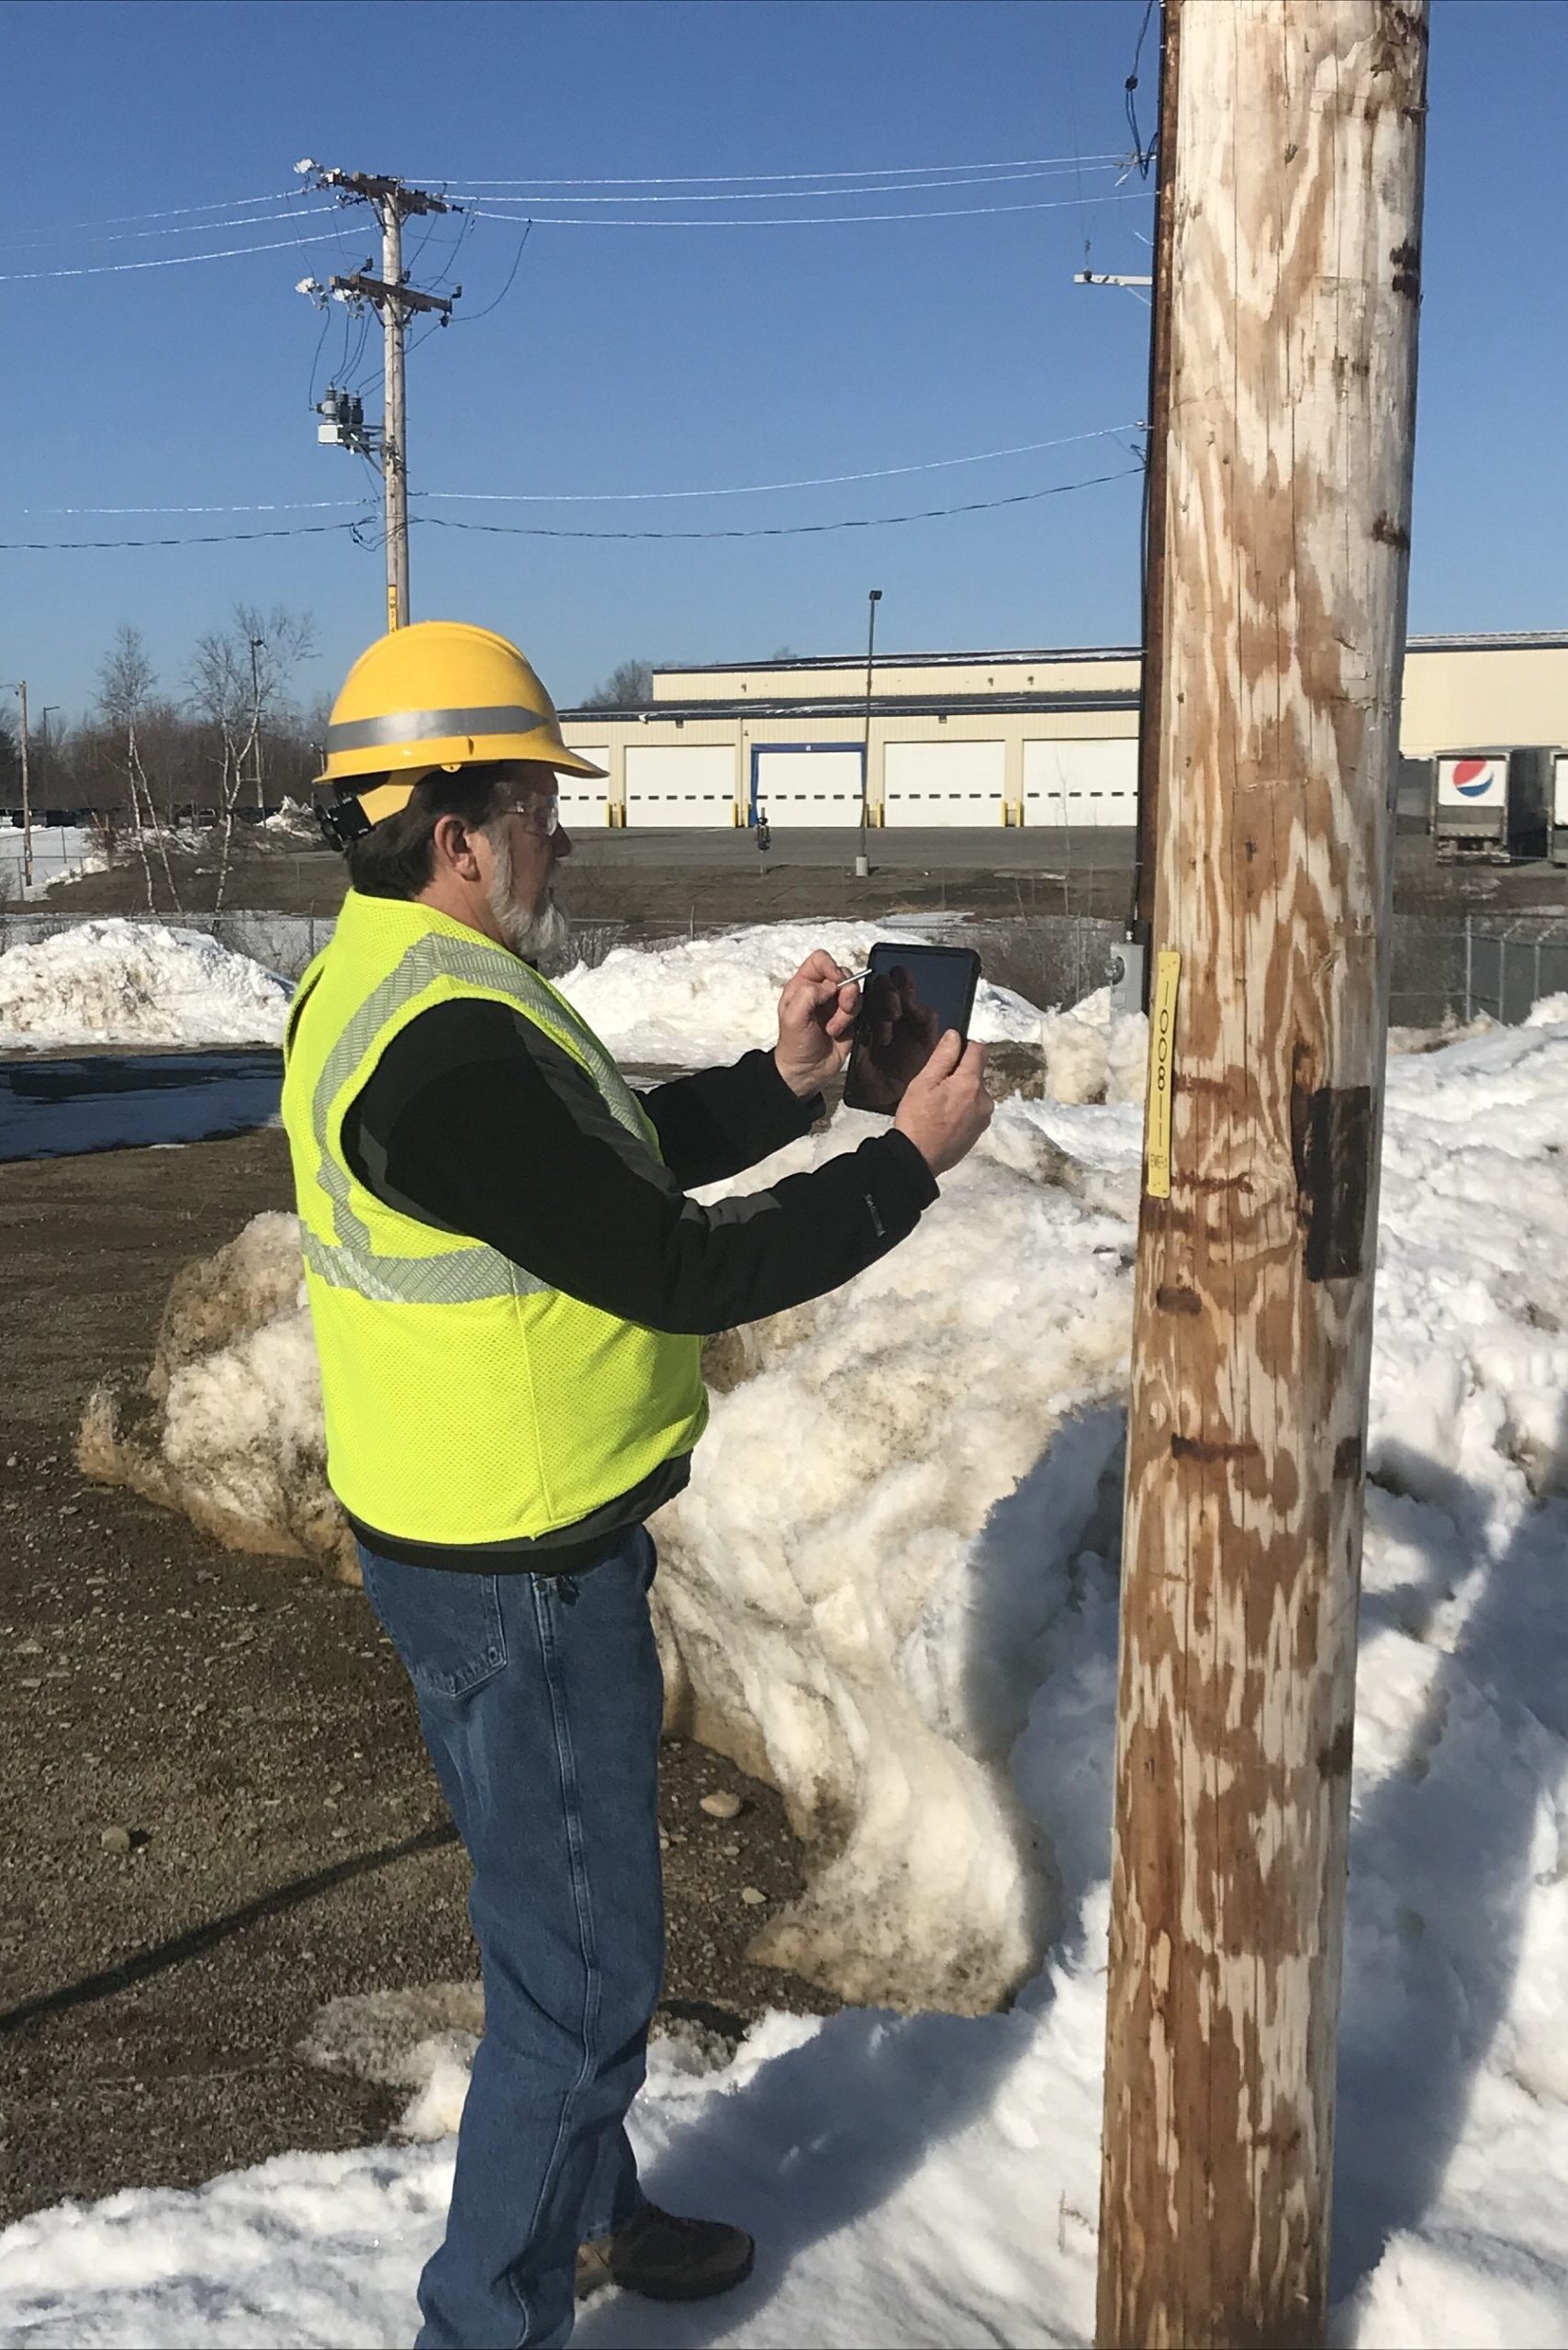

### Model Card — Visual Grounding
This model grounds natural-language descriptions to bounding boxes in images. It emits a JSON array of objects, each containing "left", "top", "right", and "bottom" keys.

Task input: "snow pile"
[
  {"left": 259, "top": 799, "right": 319, "bottom": 842},
  {"left": 20, "top": 1005, "right": 1568, "bottom": 2345},
  {"left": 556, "top": 920, "right": 1045, "bottom": 1066},
  {"left": 1037, "top": 983, "right": 1148, "bottom": 1104},
  {"left": 655, "top": 1104, "right": 1135, "bottom": 2009},
  {"left": 0, "top": 920, "right": 289, "bottom": 1048},
  {"left": 78, "top": 1212, "right": 354, "bottom": 1580}
]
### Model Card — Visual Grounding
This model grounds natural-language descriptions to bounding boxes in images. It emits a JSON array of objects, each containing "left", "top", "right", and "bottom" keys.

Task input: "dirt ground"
[{"left": 0, "top": 1127, "right": 834, "bottom": 2232}]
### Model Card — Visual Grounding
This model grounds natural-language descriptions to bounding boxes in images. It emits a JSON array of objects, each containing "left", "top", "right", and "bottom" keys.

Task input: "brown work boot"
[{"left": 576, "top": 2200, "right": 755, "bottom": 2302}]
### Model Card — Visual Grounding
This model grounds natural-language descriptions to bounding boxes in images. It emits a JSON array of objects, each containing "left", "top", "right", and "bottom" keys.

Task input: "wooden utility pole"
[
  {"left": 297, "top": 167, "right": 462, "bottom": 631},
  {"left": 380, "top": 193, "right": 409, "bottom": 635},
  {"left": 1096, "top": 7, "right": 1428, "bottom": 2347}
]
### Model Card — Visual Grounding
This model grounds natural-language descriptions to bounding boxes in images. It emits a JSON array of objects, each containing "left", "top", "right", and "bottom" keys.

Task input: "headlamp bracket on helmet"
[{"left": 317, "top": 789, "right": 374, "bottom": 853}]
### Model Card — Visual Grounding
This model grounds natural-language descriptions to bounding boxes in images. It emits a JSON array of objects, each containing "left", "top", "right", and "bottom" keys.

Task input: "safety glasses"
[{"left": 504, "top": 796, "right": 562, "bottom": 838}]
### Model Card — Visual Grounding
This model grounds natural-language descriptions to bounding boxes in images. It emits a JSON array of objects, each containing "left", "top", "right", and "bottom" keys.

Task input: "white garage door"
[
  {"left": 882, "top": 740, "right": 1005, "bottom": 827},
  {"left": 753, "top": 745, "right": 864, "bottom": 825},
  {"left": 624, "top": 745, "right": 737, "bottom": 828},
  {"left": 556, "top": 748, "right": 610, "bottom": 829},
  {"left": 1023, "top": 738, "right": 1137, "bottom": 827}
]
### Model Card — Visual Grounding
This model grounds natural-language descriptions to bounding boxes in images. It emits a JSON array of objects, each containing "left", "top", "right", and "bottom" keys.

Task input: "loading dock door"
[
  {"left": 556, "top": 750, "right": 610, "bottom": 829},
  {"left": 751, "top": 744, "right": 864, "bottom": 825},
  {"left": 624, "top": 745, "right": 737, "bottom": 827},
  {"left": 882, "top": 740, "right": 1005, "bottom": 826},
  {"left": 1023, "top": 738, "right": 1137, "bottom": 827}
]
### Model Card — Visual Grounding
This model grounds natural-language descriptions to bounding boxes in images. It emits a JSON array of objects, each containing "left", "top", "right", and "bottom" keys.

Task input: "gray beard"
[{"left": 485, "top": 833, "right": 571, "bottom": 966}]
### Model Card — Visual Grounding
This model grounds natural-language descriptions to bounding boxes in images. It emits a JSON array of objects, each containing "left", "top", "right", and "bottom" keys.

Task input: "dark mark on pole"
[
  {"left": 1170, "top": 1434, "right": 1260, "bottom": 1463},
  {"left": 1291, "top": 1079, "right": 1373, "bottom": 1281}
]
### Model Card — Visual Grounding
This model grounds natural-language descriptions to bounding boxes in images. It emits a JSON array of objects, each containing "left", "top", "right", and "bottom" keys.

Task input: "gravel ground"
[{"left": 0, "top": 1127, "right": 833, "bottom": 2232}]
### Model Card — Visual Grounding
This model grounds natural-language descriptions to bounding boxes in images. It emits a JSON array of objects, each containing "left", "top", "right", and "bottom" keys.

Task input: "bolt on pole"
[{"left": 1095, "top": 6, "right": 1428, "bottom": 2346}]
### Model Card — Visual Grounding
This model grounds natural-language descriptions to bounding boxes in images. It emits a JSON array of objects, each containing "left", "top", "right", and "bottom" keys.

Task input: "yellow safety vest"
[{"left": 281, "top": 889, "right": 707, "bottom": 1550}]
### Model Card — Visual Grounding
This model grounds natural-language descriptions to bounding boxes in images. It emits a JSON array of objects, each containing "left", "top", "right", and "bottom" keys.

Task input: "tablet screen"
[{"left": 842, "top": 942, "right": 981, "bottom": 1113}]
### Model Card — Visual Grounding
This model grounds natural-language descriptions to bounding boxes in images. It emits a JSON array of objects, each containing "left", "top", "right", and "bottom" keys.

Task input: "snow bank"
[
  {"left": 1037, "top": 983, "right": 1148, "bottom": 1104},
  {"left": 0, "top": 920, "right": 288, "bottom": 1049},
  {"left": 258, "top": 799, "right": 319, "bottom": 843},
  {"left": 78, "top": 1213, "right": 353, "bottom": 1580},
  {"left": 22, "top": 1004, "right": 1568, "bottom": 2345},
  {"left": 556, "top": 920, "right": 1046, "bottom": 1066}
]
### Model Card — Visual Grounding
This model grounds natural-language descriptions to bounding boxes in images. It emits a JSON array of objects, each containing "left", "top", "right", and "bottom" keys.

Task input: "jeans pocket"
[
  {"left": 360, "top": 1553, "right": 509, "bottom": 1702},
  {"left": 639, "top": 1526, "right": 659, "bottom": 1595}
]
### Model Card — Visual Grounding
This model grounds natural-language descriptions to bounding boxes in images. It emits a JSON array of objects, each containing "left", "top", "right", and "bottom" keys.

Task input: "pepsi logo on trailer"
[{"left": 1440, "top": 755, "right": 1505, "bottom": 805}]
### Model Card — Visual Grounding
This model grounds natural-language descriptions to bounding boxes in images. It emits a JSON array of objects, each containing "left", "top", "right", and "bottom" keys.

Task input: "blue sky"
[{"left": 2, "top": 0, "right": 1563, "bottom": 721}]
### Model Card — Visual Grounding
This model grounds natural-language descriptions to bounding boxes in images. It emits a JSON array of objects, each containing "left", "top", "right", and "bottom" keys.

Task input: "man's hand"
[
  {"left": 774, "top": 950, "right": 860, "bottom": 1099},
  {"left": 894, "top": 1029, "right": 992, "bottom": 1176}
]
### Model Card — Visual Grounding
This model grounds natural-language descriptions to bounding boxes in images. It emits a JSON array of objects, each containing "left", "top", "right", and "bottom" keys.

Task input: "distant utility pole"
[
  {"left": 12, "top": 680, "right": 32, "bottom": 890},
  {"left": 248, "top": 633, "right": 264, "bottom": 812},
  {"left": 856, "top": 588, "right": 882, "bottom": 881},
  {"left": 1095, "top": 9, "right": 1427, "bottom": 2350},
  {"left": 296, "top": 164, "right": 464, "bottom": 632}
]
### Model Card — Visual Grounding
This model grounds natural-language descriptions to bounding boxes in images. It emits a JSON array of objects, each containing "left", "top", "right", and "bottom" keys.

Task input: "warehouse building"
[{"left": 556, "top": 629, "right": 1568, "bottom": 831}]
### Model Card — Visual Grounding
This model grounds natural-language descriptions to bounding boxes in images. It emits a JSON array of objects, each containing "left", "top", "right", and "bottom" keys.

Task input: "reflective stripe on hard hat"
[{"left": 326, "top": 703, "right": 557, "bottom": 755}]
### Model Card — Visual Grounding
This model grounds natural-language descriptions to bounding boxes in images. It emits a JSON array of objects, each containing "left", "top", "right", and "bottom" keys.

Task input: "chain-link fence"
[{"left": 3, "top": 905, "right": 1566, "bottom": 1024}]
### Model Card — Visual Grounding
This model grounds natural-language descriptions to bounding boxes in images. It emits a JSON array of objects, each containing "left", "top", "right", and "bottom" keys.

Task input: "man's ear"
[{"left": 431, "top": 811, "right": 483, "bottom": 879}]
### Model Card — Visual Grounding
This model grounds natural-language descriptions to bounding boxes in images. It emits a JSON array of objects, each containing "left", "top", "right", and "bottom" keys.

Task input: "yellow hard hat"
[{"left": 315, "top": 620, "right": 607, "bottom": 829}]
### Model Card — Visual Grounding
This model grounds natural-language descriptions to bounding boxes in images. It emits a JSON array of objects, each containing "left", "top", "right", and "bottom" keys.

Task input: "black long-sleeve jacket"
[{"left": 338, "top": 996, "right": 938, "bottom": 1571}]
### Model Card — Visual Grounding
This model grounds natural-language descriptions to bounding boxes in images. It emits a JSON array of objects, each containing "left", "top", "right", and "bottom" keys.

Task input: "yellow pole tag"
[{"left": 1144, "top": 949, "right": 1182, "bottom": 1198}]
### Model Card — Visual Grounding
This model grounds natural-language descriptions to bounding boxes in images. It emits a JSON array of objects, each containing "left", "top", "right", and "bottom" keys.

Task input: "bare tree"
[
  {"left": 97, "top": 624, "right": 180, "bottom": 912},
  {"left": 189, "top": 604, "right": 316, "bottom": 913},
  {"left": 578, "top": 658, "right": 655, "bottom": 711}
]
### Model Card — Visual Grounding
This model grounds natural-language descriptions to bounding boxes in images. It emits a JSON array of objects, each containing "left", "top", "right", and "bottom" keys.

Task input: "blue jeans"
[{"left": 359, "top": 1525, "right": 666, "bottom": 2350}]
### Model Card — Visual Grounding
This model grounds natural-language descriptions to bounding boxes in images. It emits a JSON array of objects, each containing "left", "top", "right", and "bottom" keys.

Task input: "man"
[{"left": 282, "top": 621, "right": 991, "bottom": 2349}]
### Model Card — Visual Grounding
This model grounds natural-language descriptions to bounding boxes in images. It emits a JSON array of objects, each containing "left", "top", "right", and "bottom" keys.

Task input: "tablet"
[{"left": 841, "top": 941, "right": 982, "bottom": 1114}]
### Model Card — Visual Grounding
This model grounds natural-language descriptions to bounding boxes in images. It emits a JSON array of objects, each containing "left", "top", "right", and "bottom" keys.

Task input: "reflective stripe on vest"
[{"left": 304, "top": 925, "right": 649, "bottom": 1303}]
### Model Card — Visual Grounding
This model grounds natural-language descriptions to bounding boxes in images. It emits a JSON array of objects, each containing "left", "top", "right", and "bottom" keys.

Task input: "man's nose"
[{"left": 553, "top": 822, "right": 573, "bottom": 861}]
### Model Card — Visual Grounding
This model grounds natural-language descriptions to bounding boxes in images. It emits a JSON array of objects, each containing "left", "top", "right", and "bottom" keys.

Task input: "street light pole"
[
  {"left": 12, "top": 682, "right": 31, "bottom": 890},
  {"left": 857, "top": 588, "right": 882, "bottom": 882}
]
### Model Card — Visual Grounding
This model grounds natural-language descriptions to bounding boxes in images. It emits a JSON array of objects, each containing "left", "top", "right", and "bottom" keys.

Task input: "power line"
[
  {"left": 0, "top": 227, "right": 353, "bottom": 283},
  {"left": 0, "top": 516, "right": 375, "bottom": 550},
  {"left": 24, "top": 498, "right": 367, "bottom": 516},
  {"left": 430, "top": 150, "right": 1125, "bottom": 187},
  {"left": 16, "top": 422, "right": 1146, "bottom": 517},
  {"left": 469, "top": 162, "right": 1120, "bottom": 207},
  {"left": 3, "top": 203, "right": 336, "bottom": 250},
  {"left": 425, "top": 420, "right": 1146, "bottom": 503},
  {"left": 449, "top": 218, "right": 532, "bottom": 326},
  {"left": 2, "top": 466, "right": 1139, "bottom": 550},
  {"left": 0, "top": 187, "right": 302, "bottom": 237},
  {"left": 470, "top": 191, "right": 1148, "bottom": 230},
  {"left": 417, "top": 464, "right": 1143, "bottom": 541},
  {"left": 1125, "top": 0, "right": 1160, "bottom": 176}
]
